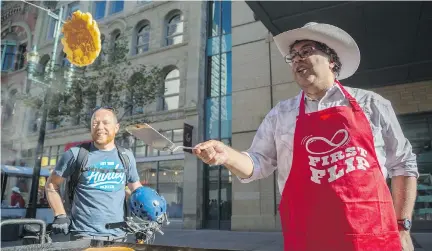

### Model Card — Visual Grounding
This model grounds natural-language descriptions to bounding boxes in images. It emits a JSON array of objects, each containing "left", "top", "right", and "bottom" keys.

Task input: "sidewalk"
[
  {"left": 153, "top": 229, "right": 432, "bottom": 251},
  {"left": 2, "top": 229, "right": 431, "bottom": 251}
]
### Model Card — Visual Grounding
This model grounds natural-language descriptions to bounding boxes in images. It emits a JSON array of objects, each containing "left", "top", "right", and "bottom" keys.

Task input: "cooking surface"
[{"left": 1, "top": 240, "right": 241, "bottom": 251}]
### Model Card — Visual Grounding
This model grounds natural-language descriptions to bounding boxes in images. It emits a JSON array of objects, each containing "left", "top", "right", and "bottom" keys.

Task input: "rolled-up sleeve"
[
  {"left": 238, "top": 106, "right": 278, "bottom": 183},
  {"left": 379, "top": 100, "right": 419, "bottom": 178}
]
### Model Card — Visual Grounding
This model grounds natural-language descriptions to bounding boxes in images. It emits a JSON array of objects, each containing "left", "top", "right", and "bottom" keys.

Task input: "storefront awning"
[{"left": 245, "top": 1, "right": 432, "bottom": 88}]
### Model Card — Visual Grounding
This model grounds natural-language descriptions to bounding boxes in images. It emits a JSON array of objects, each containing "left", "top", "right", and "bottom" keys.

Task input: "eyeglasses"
[{"left": 285, "top": 46, "right": 321, "bottom": 64}]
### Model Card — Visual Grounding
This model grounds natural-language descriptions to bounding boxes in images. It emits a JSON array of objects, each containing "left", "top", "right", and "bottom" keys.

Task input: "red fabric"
[
  {"left": 279, "top": 81, "right": 401, "bottom": 251},
  {"left": 64, "top": 140, "right": 92, "bottom": 151},
  {"left": 11, "top": 193, "right": 25, "bottom": 208}
]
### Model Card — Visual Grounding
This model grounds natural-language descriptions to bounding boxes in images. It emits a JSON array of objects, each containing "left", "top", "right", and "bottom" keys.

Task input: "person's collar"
[{"left": 295, "top": 81, "right": 346, "bottom": 107}]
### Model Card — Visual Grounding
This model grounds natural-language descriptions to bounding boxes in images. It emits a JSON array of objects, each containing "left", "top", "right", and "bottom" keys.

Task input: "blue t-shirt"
[{"left": 54, "top": 143, "right": 139, "bottom": 237}]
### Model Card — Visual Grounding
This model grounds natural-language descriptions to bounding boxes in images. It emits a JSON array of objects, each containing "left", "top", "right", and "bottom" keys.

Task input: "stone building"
[{"left": 2, "top": 1, "right": 431, "bottom": 232}]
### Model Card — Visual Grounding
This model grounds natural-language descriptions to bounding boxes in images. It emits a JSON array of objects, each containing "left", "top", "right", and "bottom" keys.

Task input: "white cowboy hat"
[
  {"left": 12, "top": 186, "right": 20, "bottom": 193},
  {"left": 273, "top": 22, "right": 360, "bottom": 80}
]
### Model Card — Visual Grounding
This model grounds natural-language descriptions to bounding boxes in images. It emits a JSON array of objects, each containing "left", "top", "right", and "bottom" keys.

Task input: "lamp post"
[{"left": 24, "top": 4, "right": 73, "bottom": 218}]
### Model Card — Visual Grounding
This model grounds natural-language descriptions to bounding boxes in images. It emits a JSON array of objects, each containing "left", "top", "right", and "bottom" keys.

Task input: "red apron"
[{"left": 279, "top": 81, "right": 401, "bottom": 251}]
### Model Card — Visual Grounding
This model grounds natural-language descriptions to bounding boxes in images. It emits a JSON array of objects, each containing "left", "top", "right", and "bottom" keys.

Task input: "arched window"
[
  {"left": 1, "top": 33, "right": 26, "bottom": 72},
  {"left": 135, "top": 24, "right": 150, "bottom": 54},
  {"left": 162, "top": 69, "right": 180, "bottom": 110},
  {"left": 110, "top": 30, "right": 122, "bottom": 62},
  {"left": 166, "top": 13, "right": 183, "bottom": 46}
]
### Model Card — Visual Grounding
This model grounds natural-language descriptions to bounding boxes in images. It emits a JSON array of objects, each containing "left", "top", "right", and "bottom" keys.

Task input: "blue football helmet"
[{"left": 128, "top": 186, "right": 167, "bottom": 223}]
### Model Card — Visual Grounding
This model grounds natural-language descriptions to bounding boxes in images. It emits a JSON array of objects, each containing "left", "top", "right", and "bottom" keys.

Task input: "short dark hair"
[
  {"left": 289, "top": 40, "right": 342, "bottom": 77},
  {"left": 91, "top": 106, "right": 118, "bottom": 123}
]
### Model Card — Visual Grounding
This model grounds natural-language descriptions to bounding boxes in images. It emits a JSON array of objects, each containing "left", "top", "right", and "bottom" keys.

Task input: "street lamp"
[{"left": 24, "top": 4, "right": 77, "bottom": 219}]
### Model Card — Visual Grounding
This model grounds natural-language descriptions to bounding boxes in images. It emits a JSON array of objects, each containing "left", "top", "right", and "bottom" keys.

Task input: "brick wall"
[{"left": 369, "top": 80, "right": 432, "bottom": 115}]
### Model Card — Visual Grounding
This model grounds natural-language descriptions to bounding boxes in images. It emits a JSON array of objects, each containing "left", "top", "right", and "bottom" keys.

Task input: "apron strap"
[
  {"left": 299, "top": 80, "right": 361, "bottom": 116},
  {"left": 335, "top": 80, "right": 362, "bottom": 111}
]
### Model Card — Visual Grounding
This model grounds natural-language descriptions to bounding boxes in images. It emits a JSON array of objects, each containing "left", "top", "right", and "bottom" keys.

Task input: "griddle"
[{"left": 1, "top": 239, "right": 243, "bottom": 251}]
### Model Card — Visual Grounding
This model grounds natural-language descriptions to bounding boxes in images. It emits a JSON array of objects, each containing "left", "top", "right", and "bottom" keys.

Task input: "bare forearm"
[
  {"left": 224, "top": 147, "right": 254, "bottom": 179},
  {"left": 391, "top": 176, "right": 417, "bottom": 221},
  {"left": 45, "top": 183, "right": 67, "bottom": 216}
]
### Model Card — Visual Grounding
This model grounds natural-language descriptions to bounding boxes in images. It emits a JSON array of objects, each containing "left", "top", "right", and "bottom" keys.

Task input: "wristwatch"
[{"left": 397, "top": 218, "right": 412, "bottom": 231}]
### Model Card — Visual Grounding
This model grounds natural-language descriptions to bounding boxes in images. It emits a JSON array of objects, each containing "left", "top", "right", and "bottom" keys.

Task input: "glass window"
[
  {"left": 207, "top": 37, "right": 220, "bottom": 56},
  {"left": 136, "top": 25, "right": 150, "bottom": 54},
  {"left": 173, "top": 129, "right": 183, "bottom": 143},
  {"left": 206, "top": 97, "right": 220, "bottom": 140},
  {"left": 209, "top": 1, "right": 221, "bottom": 37},
  {"left": 220, "top": 95, "right": 232, "bottom": 139},
  {"left": 164, "top": 75, "right": 180, "bottom": 96},
  {"left": 207, "top": 55, "right": 220, "bottom": 97},
  {"left": 1, "top": 43, "right": 16, "bottom": 71},
  {"left": 221, "top": 0, "right": 231, "bottom": 34},
  {"left": 158, "top": 160, "right": 183, "bottom": 218},
  {"left": 163, "top": 96, "right": 179, "bottom": 111},
  {"left": 46, "top": 9, "right": 59, "bottom": 40},
  {"left": 94, "top": 1, "right": 106, "bottom": 20},
  {"left": 220, "top": 52, "right": 232, "bottom": 96},
  {"left": 206, "top": 166, "right": 219, "bottom": 223},
  {"left": 162, "top": 69, "right": 180, "bottom": 111},
  {"left": 220, "top": 34, "right": 232, "bottom": 54},
  {"left": 135, "top": 140, "right": 146, "bottom": 157},
  {"left": 136, "top": 162, "right": 157, "bottom": 189},
  {"left": 1, "top": 176, "right": 31, "bottom": 209},
  {"left": 209, "top": 0, "right": 231, "bottom": 37},
  {"left": 166, "top": 14, "right": 183, "bottom": 46},
  {"left": 110, "top": 0, "right": 124, "bottom": 14},
  {"left": 67, "top": 2, "right": 80, "bottom": 18}
]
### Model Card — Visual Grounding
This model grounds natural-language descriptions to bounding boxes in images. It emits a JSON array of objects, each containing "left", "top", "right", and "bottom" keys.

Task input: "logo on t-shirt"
[{"left": 86, "top": 160, "right": 125, "bottom": 192}]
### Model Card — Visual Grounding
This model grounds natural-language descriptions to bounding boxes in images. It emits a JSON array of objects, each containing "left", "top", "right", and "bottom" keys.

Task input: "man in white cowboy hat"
[
  {"left": 192, "top": 22, "right": 418, "bottom": 251},
  {"left": 11, "top": 186, "right": 25, "bottom": 208}
]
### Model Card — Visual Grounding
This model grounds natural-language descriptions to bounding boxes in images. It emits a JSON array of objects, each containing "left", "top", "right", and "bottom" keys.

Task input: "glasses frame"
[{"left": 284, "top": 45, "right": 322, "bottom": 64}]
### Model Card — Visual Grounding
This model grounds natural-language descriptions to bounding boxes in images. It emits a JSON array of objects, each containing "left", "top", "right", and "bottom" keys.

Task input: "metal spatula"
[{"left": 125, "top": 123, "right": 195, "bottom": 152}]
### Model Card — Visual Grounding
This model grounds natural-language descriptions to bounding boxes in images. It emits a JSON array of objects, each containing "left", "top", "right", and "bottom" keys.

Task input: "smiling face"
[
  {"left": 288, "top": 40, "right": 336, "bottom": 97},
  {"left": 90, "top": 108, "right": 119, "bottom": 148}
]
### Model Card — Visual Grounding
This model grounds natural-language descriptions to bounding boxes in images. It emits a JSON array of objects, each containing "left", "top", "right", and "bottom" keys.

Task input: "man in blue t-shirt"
[{"left": 45, "top": 107, "right": 142, "bottom": 241}]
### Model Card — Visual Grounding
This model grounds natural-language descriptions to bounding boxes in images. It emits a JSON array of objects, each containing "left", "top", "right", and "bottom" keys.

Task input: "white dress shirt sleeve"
[
  {"left": 378, "top": 100, "right": 419, "bottom": 178},
  {"left": 238, "top": 106, "right": 279, "bottom": 183}
]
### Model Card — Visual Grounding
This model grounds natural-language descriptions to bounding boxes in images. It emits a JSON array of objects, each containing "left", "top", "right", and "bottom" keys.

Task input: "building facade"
[
  {"left": 1, "top": 1, "right": 39, "bottom": 165},
  {"left": 2, "top": 0, "right": 210, "bottom": 229},
  {"left": 2, "top": 1, "right": 430, "bottom": 232}
]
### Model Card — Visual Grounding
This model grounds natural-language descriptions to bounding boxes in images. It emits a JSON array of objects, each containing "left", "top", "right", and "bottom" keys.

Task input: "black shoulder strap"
[
  {"left": 68, "top": 142, "right": 92, "bottom": 203},
  {"left": 116, "top": 145, "right": 130, "bottom": 182},
  {"left": 116, "top": 145, "right": 131, "bottom": 219}
]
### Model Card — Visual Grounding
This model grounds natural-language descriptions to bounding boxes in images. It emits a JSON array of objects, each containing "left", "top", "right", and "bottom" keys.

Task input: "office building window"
[
  {"left": 162, "top": 69, "right": 180, "bottom": 111},
  {"left": 166, "top": 13, "right": 183, "bottom": 46},
  {"left": 93, "top": 1, "right": 106, "bottom": 20},
  {"left": 204, "top": 0, "right": 232, "bottom": 230},
  {"left": 46, "top": 9, "right": 60, "bottom": 40},
  {"left": 67, "top": 2, "right": 80, "bottom": 18},
  {"left": 136, "top": 159, "right": 184, "bottom": 219},
  {"left": 1, "top": 42, "right": 16, "bottom": 71},
  {"left": 93, "top": 0, "right": 123, "bottom": 19},
  {"left": 109, "top": 0, "right": 124, "bottom": 15},
  {"left": 135, "top": 23, "right": 150, "bottom": 54}
]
